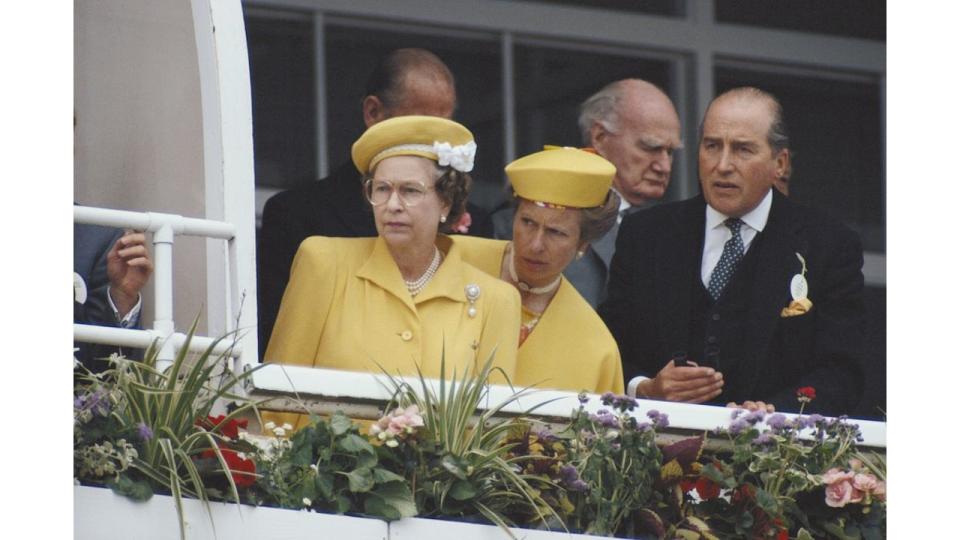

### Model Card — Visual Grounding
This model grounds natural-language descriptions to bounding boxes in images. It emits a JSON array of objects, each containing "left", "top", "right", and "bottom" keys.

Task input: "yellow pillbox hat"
[
  {"left": 351, "top": 115, "right": 476, "bottom": 174},
  {"left": 505, "top": 147, "right": 616, "bottom": 208}
]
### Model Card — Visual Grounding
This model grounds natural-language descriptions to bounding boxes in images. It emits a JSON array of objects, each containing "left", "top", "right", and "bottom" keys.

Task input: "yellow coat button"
[{"left": 400, "top": 330, "right": 413, "bottom": 341}]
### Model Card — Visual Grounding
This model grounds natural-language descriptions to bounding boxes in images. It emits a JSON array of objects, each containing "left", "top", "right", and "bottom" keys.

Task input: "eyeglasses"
[{"left": 364, "top": 178, "right": 434, "bottom": 207}]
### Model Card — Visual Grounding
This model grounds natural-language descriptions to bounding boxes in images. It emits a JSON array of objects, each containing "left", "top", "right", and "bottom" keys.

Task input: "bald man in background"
[{"left": 564, "top": 79, "right": 683, "bottom": 307}]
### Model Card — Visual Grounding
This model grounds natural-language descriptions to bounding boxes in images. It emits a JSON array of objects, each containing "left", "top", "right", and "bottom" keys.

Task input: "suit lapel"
[
  {"left": 592, "top": 221, "right": 618, "bottom": 269},
  {"left": 741, "top": 191, "right": 805, "bottom": 387}
]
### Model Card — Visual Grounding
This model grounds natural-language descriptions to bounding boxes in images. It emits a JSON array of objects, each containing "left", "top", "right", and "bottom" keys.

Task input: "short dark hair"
[
  {"left": 701, "top": 87, "right": 790, "bottom": 155},
  {"left": 434, "top": 166, "right": 472, "bottom": 233},
  {"left": 364, "top": 48, "right": 456, "bottom": 110}
]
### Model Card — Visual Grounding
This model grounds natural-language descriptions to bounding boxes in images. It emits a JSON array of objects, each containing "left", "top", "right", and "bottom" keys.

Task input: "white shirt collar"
[
  {"left": 705, "top": 188, "right": 773, "bottom": 233},
  {"left": 612, "top": 187, "right": 631, "bottom": 214}
]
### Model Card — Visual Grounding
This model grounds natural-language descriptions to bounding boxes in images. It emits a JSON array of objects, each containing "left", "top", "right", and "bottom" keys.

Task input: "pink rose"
[
  {"left": 821, "top": 468, "right": 854, "bottom": 485},
  {"left": 825, "top": 479, "right": 856, "bottom": 508},
  {"left": 853, "top": 473, "right": 879, "bottom": 493},
  {"left": 872, "top": 481, "right": 886, "bottom": 501}
]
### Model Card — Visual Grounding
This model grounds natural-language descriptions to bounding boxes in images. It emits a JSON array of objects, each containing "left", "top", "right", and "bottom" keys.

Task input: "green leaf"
[
  {"left": 108, "top": 476, "right": 154, "bottom": 501},
  {"left": 315, "top": 471, "right": 335, "bottom": 500},
  {"left": 797, "top": 528, "right": 816, "bottom": 540},
  {"left": 441, "top": 455, "right": 467, "bottom": 480},
  {"left": 449, "top": 479, "right": 477, "bottom": 501},
  {"left": 355, "top": 451, "right": 378, "bottom": 470},
  {"left": 755, "top": 487, "right": 778, "bottom": 514},
  {"left": 338, "top": 434, "right": 375, "bottom": 455},
  {"left": 330, "top": 413, "right": 353, "bottom": 436},
  {"left": 823, "top": 521, "right": 857, "bottom": 539},
  {"left": 372, "top": 468, "right": 406, "bottom": 485},
  {"left": 366, "top": 481, "right": 417, "bottom": 520},
  {"left": 737, "top": 510, "right": 754, "bottom": 530},
  {"left": 364, "top": 494, "right": 401, "bottom": 521},
  {"left": 344, "top": 467, "right": 375, "bottom": 493},
  {"left": 334, "top": 494, "right": 352, "bottom": 514}
]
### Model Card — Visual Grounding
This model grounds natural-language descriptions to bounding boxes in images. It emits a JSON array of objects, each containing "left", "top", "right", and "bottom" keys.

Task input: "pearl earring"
[
  {"left": 440, "top": 215, "right": 447, "bottom": 223},
  {"left": 576, "top": 250, "right": 585, "bottom": 260}
]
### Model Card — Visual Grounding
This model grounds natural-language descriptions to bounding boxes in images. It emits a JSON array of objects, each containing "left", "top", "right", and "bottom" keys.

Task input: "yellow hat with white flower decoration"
[
  {"left": 505, "top": 146, "right": 616, "bottom": 208},
  {"left": 351, "top": 115, "right": 476, "bottom": 174}
]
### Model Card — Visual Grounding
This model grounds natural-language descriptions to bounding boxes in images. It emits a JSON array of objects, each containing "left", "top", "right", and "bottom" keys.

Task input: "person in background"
[
  {"left": 257, "top": 48, "right": 492, "bottom": 357},
  {"left": 263, "top": 116, "right": 520, "bottom": 430},
  {"left": 456, "top": 147, "right": 624, "bottom": 395},
  {"left": 600, "top": 87, "right": 864, "bottom": 415},
  {"left": 563, "top": 79, "right": 683, "bottom": 308},
  {"left": 74, "top": 224, "right": 153, "bottom": 371}
]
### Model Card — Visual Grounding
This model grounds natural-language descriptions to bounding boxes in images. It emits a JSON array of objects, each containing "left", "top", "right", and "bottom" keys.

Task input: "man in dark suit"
[
  {"left": 75, "top": 223, "right": 153, "bottom": 370},
  {"left": 563, "top": 79, "right": 682, "bottom": 308},
  {"left": 600, "top": 87, "right": 864, "bottom": 415},
  {"left": 257, "top": 48, "right": 493, "bottom": 356}
]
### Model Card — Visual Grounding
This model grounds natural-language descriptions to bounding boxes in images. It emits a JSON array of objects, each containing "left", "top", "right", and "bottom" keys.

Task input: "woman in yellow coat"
[
  {"left": 264, "top": 116, "right": 521, "bottom": 429},
  {"left": 455, "top": 147, "right": 624, "bottom": 395}
]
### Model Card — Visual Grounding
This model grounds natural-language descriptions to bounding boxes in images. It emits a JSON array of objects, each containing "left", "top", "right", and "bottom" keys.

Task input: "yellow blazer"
[
  {"left": 264, "top": 235, "right": 521, "bottom": 430},
  {"left": 453, "top": 237, "right": 624, "bottom": 395}
]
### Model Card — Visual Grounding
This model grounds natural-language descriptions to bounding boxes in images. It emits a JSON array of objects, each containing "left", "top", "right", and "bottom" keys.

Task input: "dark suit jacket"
[
  {"left": 257, "top": 161, "right": 494, "bottom": 356},
  {"left": 600, "top": 191, "right": 865, "bottom": 415},
  {"left": 74, "top": 223, "right": 141, "bottom": 370}
]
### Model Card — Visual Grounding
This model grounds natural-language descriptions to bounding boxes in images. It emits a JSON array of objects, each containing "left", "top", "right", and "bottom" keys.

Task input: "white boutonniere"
[{"left": 781, "top": 252, "right": 813, "bottom": 317}]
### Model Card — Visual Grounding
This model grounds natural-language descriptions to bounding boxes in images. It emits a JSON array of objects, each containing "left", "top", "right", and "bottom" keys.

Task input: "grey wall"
[{"left": 74, "top": 0, "right": 208, "bottom": 332}]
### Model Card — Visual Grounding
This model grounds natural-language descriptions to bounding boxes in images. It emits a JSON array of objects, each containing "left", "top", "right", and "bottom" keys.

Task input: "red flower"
[
  {"left": 200, "top": 447, "right": 256, "bottom": 488},
  {"left": 796, "top": 386, "right": 816, "bottom": 402},
  {"left": 680, "top": 479, "right": 697, "bottom": 494},
  {"left": 694, "top": 477, "right": 721, "bottom": 500},
  {"left": 196, "top": 415, "right": 248, "bottom": 440}
]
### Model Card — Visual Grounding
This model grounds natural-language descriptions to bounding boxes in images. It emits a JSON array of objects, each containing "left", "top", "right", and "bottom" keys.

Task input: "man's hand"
[
  {"left": 107, "top": 230, "right": 153, "bottom": 317},
  {"left": 637, "top": 360, "right": 724, "bottom": 403},
  {"left": 726, "top": 400, "right": 775, "bottom": 413}
]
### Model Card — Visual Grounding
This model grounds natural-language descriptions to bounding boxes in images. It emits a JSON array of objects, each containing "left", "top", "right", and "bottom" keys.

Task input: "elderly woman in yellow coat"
[
  {"left": 264, "top": 116, "right": 521, "bottom": 429},
  {"left": 455, "top": 147, "right": 624, "bottom": 395}
]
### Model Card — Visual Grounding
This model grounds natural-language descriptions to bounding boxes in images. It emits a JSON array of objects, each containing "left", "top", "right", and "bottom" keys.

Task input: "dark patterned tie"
[{"left": 708, "top": 218, "right": 745, "bottom": 300}]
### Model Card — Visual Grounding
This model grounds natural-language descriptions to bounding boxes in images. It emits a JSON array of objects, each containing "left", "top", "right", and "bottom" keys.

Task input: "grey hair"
[
  {"left": 578, "top": 80, "right": 629, "bottom": 145},
  {"left": 701, "top": 87, "right": 790, "bottom": 155}
]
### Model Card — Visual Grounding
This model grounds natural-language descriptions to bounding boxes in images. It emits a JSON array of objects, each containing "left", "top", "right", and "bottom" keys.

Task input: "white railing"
[{"left": 73, "top": 205, "right": 251, "bottom": 372}]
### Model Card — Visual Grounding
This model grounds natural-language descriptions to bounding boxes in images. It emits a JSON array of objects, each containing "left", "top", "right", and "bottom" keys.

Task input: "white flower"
[
  {"left": 309, "top": 464, "right": 318, "bottom": 473},
  {"left": 302, "top": 497, "right": 312, "bottom": 506},
  {"left": 281, "top": 423, "right": 293, "bottom": 431},
  {"left": 385, "top": 439, "right": 399, "bottom": 448},
  {"left": 264, "top": 421, "right": 276, "bottom": 431},
  {"left": 237, "top": 431, "right": 248, "bottom": 441},
  {"left": 273, "top": 427, "right": 286, "bottom": 437},
  {"left": 237, "top": 452, "right": 247, "bottom": 461},
  {"left": 433, "top": 140, "right": 476, "bottom": 172}
]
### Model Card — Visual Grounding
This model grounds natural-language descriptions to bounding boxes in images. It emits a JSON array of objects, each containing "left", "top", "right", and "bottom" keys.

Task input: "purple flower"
[
  {"left": 590, "top": 410, "right": 620, "bottom": 428},
  {"left": 137, "top": 422, "right": 154, "bottom": 441},
  {"left": 635, "top": 421, "right": 652, "bottom": 432},
  {"left": 743, "top": 409, "right": 766, "bottom": 425},
  {"left": 752, "top": 432, "right": 775, "bottom": 446},
  {"left": 76, "top": 388, "right": 111, "bottom": 416},
  {"left": 766, "top": 413, "right": 788, "bottom": 432},
  {"left": 729, "top": 418, "right": 750, "bottom": 435},
  {"left": 646, "top": 409, "right": 670, "bottom": 428},
  {"left": 560, "top": 465, "right": 589, "bottom": 492},
  {"left": 533, "top": 428, "right": 557, "bottom": 443},
  {"left": 614, "top": 394, "right": 638, "bottom": 412},
  {"left": 577, "top": 392, "right": 590, "bottom": 405},
  {"left": 730, "top": 408, "right": 744, "bottom": 420},
  {"left": 601, "top": 392, "right": 616, "bottom": 406}
]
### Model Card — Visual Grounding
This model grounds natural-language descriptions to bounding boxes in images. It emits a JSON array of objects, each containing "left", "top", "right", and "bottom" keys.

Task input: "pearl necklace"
[
  {"left": 404, "top": 247, "right": 443, "bottom": 297},
  {"left": 506, "top": 242, "right": 561, "bottom": 295}
]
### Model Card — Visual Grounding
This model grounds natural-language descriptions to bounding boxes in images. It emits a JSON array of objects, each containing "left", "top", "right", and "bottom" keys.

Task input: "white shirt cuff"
[
  {"left": 627, "top": 375, "right": 650, "bottom": 398},
  {"left": 108, "top": 289, "right": 142, "bottom": 328}
]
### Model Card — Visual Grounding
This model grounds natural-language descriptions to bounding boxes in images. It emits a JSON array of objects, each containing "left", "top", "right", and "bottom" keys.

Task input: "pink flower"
[
  {"left": 821, "top": 468, "right": 854, "bottom": 485},
  {"left": 853, "top": 473, "right": 879, "bottom": 493},
  {"left": 452, "top": 211, "right": 472, "bottom": 234},
  {"left": 872, "top": 480, "right": 886, "bottom": 501},
  {"left": 825, "top": 478, "right": 856, "bottom": 508},
  {"left": 370, "top": 405, "right": 423, "bottom": 443}
]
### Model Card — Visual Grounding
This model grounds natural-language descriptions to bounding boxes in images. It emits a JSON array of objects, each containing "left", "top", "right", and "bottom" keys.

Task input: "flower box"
[{"left": 75, "top": 485, "right": 620, "bottom": 540}]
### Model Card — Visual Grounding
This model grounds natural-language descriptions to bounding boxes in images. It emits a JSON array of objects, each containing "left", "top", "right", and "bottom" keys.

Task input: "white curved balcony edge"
[
  {"left": 248, "top": 364, "right": 886, "bottom": 448},
  {"left": 75, "top": 485, "right": 617, "bottom": 540}
]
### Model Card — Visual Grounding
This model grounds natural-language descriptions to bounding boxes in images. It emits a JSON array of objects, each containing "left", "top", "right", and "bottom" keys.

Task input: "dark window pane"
[
  {"left": 513, "top": 43, "right": 671, "bottom": 157},
  {"left": 715, "top": 0, "right": 885, "bottom": 41},
  {"left": 509, "top": 0, "right": 684, "bottom": 17},
  {"left": 715, "top": 67, "right": 884, "bottom": 252},
  {"left": 325, "top": 24, "right": 503, "bottom": 210},
  {"left": 245, "top": 11, "right": 316, "bottom": 189}
]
